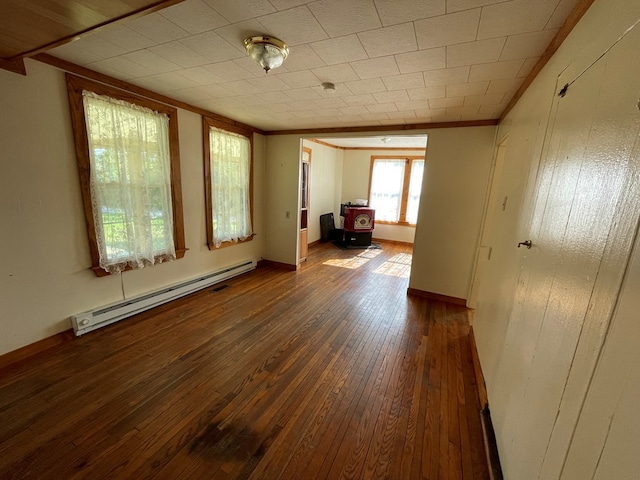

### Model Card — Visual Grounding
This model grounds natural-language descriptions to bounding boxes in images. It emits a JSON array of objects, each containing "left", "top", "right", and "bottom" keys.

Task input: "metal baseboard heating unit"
[{"left": 71, "top": 259, "right": 257, "bottom": 336}]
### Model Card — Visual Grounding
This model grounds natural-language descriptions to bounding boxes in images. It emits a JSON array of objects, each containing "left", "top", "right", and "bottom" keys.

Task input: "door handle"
[{"left": 518, "top": 240, "right": 532, "bottom": 249}]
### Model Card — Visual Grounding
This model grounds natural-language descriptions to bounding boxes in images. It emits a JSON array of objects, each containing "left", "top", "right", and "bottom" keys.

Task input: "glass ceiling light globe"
[{"left": 244, "top": 36, "right": 289, "bottom": 73}]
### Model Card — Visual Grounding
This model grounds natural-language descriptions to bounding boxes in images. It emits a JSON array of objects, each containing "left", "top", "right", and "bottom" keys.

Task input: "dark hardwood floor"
[{"left": 0, "top": 242, "right": 489, "bottom": 479}]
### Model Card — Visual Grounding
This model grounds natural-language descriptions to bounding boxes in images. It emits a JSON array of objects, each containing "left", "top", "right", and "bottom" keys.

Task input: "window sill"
[{"left": 375, "top": 221, "right": 417, "bottom": 227}]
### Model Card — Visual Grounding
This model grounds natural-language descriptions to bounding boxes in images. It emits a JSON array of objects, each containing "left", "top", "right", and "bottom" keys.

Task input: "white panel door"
[{"left": 492, "top": 23, "right": 640, "bottom": 480}]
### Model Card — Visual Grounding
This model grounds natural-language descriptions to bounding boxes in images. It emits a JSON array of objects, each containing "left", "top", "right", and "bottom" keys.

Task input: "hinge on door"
[{"left": 558, "top": 83, "right": 569, "bottom": 97}]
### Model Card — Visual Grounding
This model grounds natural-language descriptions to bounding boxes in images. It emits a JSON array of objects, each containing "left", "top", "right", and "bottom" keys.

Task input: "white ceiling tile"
[
  {"left": 49, "top": 43, "right": 106, "bottom": 65},
  {"left": 148, "top": 41, "right": 212, "bottom": 68},
  {"left": 359, "top": 113, "right": 388, "bottom": 122},
  {"left": 500, "top": 29, "right": 558, "bottom": 61},
  {"left": 407, "top": 85, "right": 446, "bottom": 100},
  {"left": 160, "top": 0, "right": 229, "bottom": 34},
  {"left": 170, "top": 87, "right": 213, "bottom": 102},
  {"left": 423, "top": 66, "right": 470, "bottom": 85},
  {"left": 546, "top": 0, "right": 579, "bottom": 29},
  {"left": 446, "top": 0, "right": 505, "bottom": 13},
  {"left": 288, "top": 100, "right": 323, "bottom": 110},
  {"left": 281, "top": 45, "right": 326, "bottom": 71},
  {"left": 180, "top": 31, "right": 244, "bottom": 63},
  {"left": 464, "top": 93, "right": 505, "bottom": 106},
  {"left": 339, "top": 106, "right": 371, "bottom": 115},
  {"left": 264, "top": 102, "right": 295, "bottom": 112},
  {"left": 517, "top": 57, "right": 540, "bottom": 77},
  {"left": 367, "top": 103, "right": 399, "bottom": 113},
  {"left": 342, "top": 94, "right": 378, "bottom": 106},
  {"left": 479, "top": 103, "right": 506, "bottom": 115},
  {"left": 251, "top": 91, "right": 291, "bottom": 103},
  {"left": 444, "top": 112, "right": 463, "bottom": 121},
  {"left": 415, "top": 9, "right": 480, "bottom": 50},
  {"left": 194, "top": 83, "right": 236, "bottom": 98},
  {"left": 275, "top": 71, "right": 321, "bottom": 89},
  {"left": 135, "top": 72, "right": 201, "bottom": 92},
  {"left": 469, "top": 59, "right": 524, "bottom": 82},
  {"left": 68, "top": 34, "right": 129, "bottom": 60},
  {"left": 247, "top": 75, "right": 290, "bottom": 91},
  {"left": 310, "top": 35, "right": 368, "bottom": 65},
  {"left": 125, "top": 13, "right": 191, "bottom": 43},
  {"left": 220, "top": 79, "right": 263, "bottom": 95},
  {"left": 203, "top": 60, "right": 256, "bottom": 81},
  {"left": 310, "top": 83, "right": 352, "bottom": 97},
  {"left": 372, "top": 90, "right": 410, "bottom": 103},
  {"left": 269, "top": 0, "right": 311, "bottom": 9},
  {"left": 214, "top": 19, "right": 267, "bottom": 53},
  {"left": 382, "top": 73, "right": 424, "bottom": 91},
  {"left": 314, "top": 97, "right": 349, "bottom": 109},
  {"left": 446, "top": 37, "right": 506, "bottom": 67},
  {"left": 394, "top": 48, "right": 446, "bottom": 74},
  {"left": 95, "top": 25, "right": 157, "bottom": 52},
  {"left": 486, "top": 77, "right": 523, "bottom": 95},
  {"left": 446, "top": 81, "right": 489, "bottom": 96},
  {"left": 374, "top": 0, "right": 445, "bottom": 26},
  {"left": 176, "top": 66, "right": 226, "bottom": 85},
  {"left": 204, "top": 0, "right": 276, "bottom": 22},
  {"left": 311, "top": 64, "right": 359, "bottom": 83},
  {"left": 308, "top": 0, "right": 381, "bottom": 37},
  {"left": 446, "top": 105, "right": 480, "bottom": 115},
  {"left": 351, "top": 56, "right": 399, "bottom": 80},
  {"left": 477, "top": 0, "right": 560, "bottom": 40},
  {"left": 357, "top": 23, "right": 417, "bottom": 58},
  {"left": 395, "top": 100, "right": 426, "bottom": 111},
  {"left": 387, "top": 110, "right": 417, "bottom": 119},
  {"left": 285, "top": 87, "right": 323, "bottom": 101},
  {"left": 89, "top": 57, "right": 153, "bottom": 79},
  {"left": 429, "top": 97, "right": 464, "bottom": 108},
  {"left": 122, "top": 50, "right": 181, "bottom": 75},
  {"left": 257, "top": 6, "right": 328, "bottom": 45},
  {"left": 345, "top": 78, "right": 388, "bottom": 94}
]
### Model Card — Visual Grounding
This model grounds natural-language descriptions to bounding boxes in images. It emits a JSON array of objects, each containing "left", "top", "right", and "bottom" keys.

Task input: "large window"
[
  {"left": 203, "top": 117, "right": 253, "bottom": 249},
  {"left": 369, "top": 156, "right": 425, "bottom": 224},
  {"left": 67, "top": 75, "right": 186, "bottom": 276}
]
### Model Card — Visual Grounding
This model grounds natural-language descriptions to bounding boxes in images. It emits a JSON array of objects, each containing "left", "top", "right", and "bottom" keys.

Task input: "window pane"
[
  {"left": 406, "top": 160, "right": 425, "bottom": 224},
  {"left": 210, "top": 127, "right": 252, "bottom": 247},
  {"left": 369, "top": 159, "right": 405, "bottom": 222},
  {"left": 83, "top": 91, "right": 175, "bottom": 273}
]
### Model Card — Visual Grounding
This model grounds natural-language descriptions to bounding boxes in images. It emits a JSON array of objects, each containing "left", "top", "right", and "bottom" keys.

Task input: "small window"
[
  {"left": 203, "top": 118, "right": 253, "bottom": 249},
  {"left": 67, "top": 74, "right": 186, "bottom": 276},
  {"left": 368, "top": 156, "right": 425, "bottom": 225}
]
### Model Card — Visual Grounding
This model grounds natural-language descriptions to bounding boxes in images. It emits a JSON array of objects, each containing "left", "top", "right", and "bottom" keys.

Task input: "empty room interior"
[{"left": 1, "top": 0, "right": 640, "bottom": 478}]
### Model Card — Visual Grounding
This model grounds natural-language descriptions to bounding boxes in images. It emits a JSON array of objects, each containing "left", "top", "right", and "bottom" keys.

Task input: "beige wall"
[
  {"left": 302, "top": 140, "right": 343, "bottom": 243},
  {"left": 0, "top": 60, "right": 265, "bottom": 355},
  {"left": 473, "top": 0, "right": 640, "bottom": 478},
  {"left": 409, "top": 127, "right": 496, "bottom": 300}
]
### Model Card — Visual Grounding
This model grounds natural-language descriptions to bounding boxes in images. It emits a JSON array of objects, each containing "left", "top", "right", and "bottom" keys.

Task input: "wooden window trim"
[
  {"left": 202, "top": 116, "right": 255, "bottom": 250},
  {"left": 66, "top": 73, "right": 187, "bottom": 277},
  {"left": 368, "top": 155, "right": 425, "bottom": 226}
]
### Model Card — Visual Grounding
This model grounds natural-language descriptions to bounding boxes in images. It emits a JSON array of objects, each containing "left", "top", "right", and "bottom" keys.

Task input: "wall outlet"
[{"left": 285, "top": 211, "right": 291, "bottom": 219}]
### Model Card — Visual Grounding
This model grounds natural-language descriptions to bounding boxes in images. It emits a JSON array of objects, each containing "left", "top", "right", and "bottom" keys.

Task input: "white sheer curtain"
[
  {"left": 82, "top": 91, "right": 175, "bottom": 274},
  {"left": 369, "top": 159, "right": 406, "bottom": 222},
  {"left": 405, "top": 160, "right": 424, "bottom": 224},
  {"left": 209, "top": 127, "right": 252, "bottom": 247}
]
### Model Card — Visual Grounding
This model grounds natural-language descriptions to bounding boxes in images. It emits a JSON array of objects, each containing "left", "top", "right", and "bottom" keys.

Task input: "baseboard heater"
[{"left": 71, "top": 259, "right": 257, "bottom": 336}]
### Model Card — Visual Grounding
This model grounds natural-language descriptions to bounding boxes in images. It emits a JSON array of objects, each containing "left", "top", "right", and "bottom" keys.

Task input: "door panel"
[{"left": 492, "top": 23, "right": 640, "bottom": 480}]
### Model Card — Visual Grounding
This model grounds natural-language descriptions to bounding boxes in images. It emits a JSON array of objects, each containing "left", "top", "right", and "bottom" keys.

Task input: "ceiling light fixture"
[{"left": 244, "top": 36, "right": 289, "bottom": 73}]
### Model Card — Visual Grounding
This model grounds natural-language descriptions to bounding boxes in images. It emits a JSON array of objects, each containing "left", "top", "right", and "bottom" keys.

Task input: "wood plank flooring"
[{"left": 0, "top": 242, "right": 489, "bottom": 479}]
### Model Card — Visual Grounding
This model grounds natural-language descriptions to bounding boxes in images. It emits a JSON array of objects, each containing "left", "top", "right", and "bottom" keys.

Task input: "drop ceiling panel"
[{"left": 28, "top": 0, "right": 585, "bottom": 131}]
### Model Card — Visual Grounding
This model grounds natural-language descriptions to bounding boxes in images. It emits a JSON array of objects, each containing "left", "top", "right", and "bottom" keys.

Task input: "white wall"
[
  {"left": 0, "top": 60, "right": 265, "bottom": 355},
  {"left": 473, "top": 0, "right": 640, "bottom": 478},
  {"left": 341, "top": 148, "right": 424, "bottom": 244},
  {"left": 302, "top": 140, "right": 343, "bottom": 243},
  {"left": 409, "top": 127, "right": 496, "bottom": 300}
]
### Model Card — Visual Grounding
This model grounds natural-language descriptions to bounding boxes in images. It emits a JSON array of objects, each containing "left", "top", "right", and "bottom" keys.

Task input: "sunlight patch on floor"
[
  {"left": 323, "top": 249, "right": 382, "bottom": 269},
  {"left": 374, "top": 253, "right": 413, "bottom": 278}
]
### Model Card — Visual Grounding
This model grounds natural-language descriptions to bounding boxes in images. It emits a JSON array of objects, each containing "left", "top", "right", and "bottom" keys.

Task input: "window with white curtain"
[
  {"left": 369, "top": 157, "right": 425, "bottom": 224},
  {"left": 203, "top": 120, "right": 253, "bottom": 249},
  {"left": 67, "top": 75, "right": 185, "bottom": 276}
]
